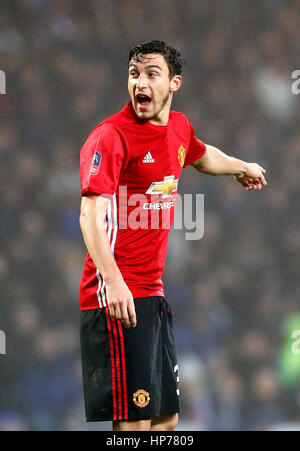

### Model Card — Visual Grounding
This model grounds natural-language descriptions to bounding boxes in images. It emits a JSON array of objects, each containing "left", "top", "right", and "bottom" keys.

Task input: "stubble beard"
[
  {"left": 143, "top": 91, "right": 170, "bottom": 122},
  {"left": 161, "top": 91, "right": 170, "bottom": 111}
]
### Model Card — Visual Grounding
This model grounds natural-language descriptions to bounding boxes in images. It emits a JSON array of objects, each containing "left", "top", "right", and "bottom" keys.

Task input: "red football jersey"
[{"left": 79, "top": 102, "right": 206, "bottom": 310}]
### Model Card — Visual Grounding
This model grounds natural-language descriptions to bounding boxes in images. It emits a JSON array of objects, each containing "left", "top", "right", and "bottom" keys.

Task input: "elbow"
[
  {"left": 79, "top": 195, "right": 109, "bottom": 231},
  {"left": 79, "top": 213, "right": 86, "bottom": 231},
  {"left": 79, "top": 209, "right": 89, "bottom": 231}
]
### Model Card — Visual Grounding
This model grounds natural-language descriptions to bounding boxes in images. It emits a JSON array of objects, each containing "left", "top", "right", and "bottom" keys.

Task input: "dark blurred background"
[{"left": 0, "top": 0, "right": 300, "bottom": 431}]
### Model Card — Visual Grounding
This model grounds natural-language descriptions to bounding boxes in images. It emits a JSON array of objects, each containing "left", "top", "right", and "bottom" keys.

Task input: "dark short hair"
[{"left": 128, "top": 40, "right": 184, "bottom": 78}]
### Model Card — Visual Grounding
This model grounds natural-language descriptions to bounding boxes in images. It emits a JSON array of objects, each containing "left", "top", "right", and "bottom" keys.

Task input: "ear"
[{"left": 170, "top": 75, "right": 182, "bottom": 93}]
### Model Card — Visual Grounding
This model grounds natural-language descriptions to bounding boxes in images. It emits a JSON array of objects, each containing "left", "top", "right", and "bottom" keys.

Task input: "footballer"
[{"left": 79, "top": 40, "right": 267, "bottom": 431}]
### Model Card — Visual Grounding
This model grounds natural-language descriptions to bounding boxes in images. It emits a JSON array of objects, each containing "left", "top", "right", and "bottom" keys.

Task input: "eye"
[{"left": 130, "top": 71, "right": 138, "bottom": 77}]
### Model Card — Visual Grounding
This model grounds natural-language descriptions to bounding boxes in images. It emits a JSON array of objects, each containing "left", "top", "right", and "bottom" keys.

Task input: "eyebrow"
[{"left": 129, "top": 64, "right": 162, "bottom": 71}]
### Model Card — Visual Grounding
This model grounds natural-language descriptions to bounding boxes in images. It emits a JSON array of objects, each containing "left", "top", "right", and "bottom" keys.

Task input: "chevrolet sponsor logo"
[
  {"left": 143, "top": 201, "right": 175, "bottom": 210},
  {"left": 146, "top": 175, "right": 178, "bottom": 198}
]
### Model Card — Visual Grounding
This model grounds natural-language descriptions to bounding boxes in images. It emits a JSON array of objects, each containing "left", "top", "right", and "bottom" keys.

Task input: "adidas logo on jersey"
[{"left": 143, "top": 152, "right": 155, "bottom": 163}]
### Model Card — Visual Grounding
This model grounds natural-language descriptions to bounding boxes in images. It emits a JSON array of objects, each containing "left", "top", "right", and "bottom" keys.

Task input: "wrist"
[
  {"left": 234, "top": 160, "right": 248, "bottom": 177},
  {"left": 104, "top": 268, "right": 123, "bottom": 286}
]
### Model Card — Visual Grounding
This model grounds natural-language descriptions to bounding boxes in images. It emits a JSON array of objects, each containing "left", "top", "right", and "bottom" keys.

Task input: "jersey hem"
[{"left": 80, "top": 289, "right": 165, "bottom": 311}]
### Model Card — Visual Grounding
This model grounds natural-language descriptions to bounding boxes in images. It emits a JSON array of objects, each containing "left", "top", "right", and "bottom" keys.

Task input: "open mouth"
[{"left": 136, "top": 94, "right": 152, "bottom": 110}]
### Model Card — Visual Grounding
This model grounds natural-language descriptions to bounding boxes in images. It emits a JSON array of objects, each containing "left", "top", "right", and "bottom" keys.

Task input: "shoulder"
[
  {"left": 90, "top": 121, "right": 121, "bottom": 140},
  {"left": 85, "top": 103, "right": 132, "bottom": 140},
  {"left": 82, "top": 121, "right": 124, "bottom": 152},
  {"left": 170, "top": 110, "right": 192, "bottom": 129}
]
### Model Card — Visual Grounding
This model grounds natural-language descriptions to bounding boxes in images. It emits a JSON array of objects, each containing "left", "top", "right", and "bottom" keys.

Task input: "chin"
[{"left": 134, "top": 108, "right": 154, "bottom": 121}]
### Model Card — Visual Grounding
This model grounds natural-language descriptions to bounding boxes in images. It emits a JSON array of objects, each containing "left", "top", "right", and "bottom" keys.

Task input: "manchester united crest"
[
  {"left": 178, "top": 145, "right": 186, "bottom": 167},
  {"left": 133, "top": 389, "right": 150, "bottom": 408}
]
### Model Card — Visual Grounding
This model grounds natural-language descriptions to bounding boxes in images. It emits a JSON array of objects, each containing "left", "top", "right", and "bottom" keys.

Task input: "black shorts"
[{"left": 80, "top": 296, "right": 180, "bottom": 422}]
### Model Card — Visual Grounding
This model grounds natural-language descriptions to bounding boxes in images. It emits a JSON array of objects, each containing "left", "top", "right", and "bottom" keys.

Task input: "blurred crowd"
[{"left": 0, "top": 0, "right": 300, "bottom": 431}]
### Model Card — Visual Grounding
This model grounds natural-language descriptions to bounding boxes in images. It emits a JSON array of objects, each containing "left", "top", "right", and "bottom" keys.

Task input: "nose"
[{"left": 136, "top": 73, "right": 148, "bottom": 90}]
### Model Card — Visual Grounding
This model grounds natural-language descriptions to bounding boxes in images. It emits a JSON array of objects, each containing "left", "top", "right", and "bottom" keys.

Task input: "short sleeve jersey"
[{"left": 79, "top": 102, "right": 206, "bottom": 310}]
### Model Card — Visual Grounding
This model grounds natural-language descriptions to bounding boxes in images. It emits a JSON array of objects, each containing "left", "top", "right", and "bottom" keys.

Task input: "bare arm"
[
  {"left": 79, "top": 194, "right": 136, "bottom": 327},
  {"left": 191, "top": 144, "right": 267, "bottom": 190}
]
